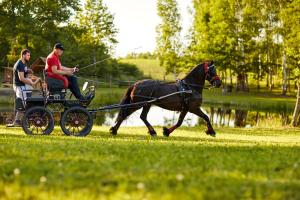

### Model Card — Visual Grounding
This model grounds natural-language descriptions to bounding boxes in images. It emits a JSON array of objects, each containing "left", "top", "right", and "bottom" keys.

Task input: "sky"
[{"left": 102, "top": 0, "right": 193, "bottom": 58}]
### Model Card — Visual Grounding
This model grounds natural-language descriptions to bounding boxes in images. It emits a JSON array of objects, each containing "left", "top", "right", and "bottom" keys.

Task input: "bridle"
[{"left": 204, "top": 62, "right": 220, "bottom": 83}]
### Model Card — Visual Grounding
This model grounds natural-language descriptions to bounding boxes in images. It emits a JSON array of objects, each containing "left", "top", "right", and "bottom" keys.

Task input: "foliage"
[
  {"left": 156, "top": 0, "right": 182, "bottom": 75},
  {"left": 279, "top": 0, "right": 300, "bottom": 70},
  {"left": 117, "top": 62, "right": 144, "bottom": 79},
  {"left": 0, "top": 0, "right": 80, "bottom": 65},
  {"left": 0, "top": 0, "right": 139, "bottom": 80},
  {"left": 185, "top": 0, "right": 299, "bottom": 92},
  {"left": 125, "top": 52, "right": 158, "bottom": 60}
]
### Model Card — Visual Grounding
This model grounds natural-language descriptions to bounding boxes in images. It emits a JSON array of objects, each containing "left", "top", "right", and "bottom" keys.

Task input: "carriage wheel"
[
  {"left": 22, "top": 106, "right": 54, "bottom": 135},
  {"left": 60, "top": 106, "right": 93, "bottom": 136}
]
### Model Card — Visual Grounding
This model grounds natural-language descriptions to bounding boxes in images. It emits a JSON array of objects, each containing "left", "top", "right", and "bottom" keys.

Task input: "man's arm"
[
  {"left": 61, "top": 66, "right": 78, "bottom": 73},
  {"left": 51, "top": 65, "right": 73, "bottom": 76},
  {"left": 18, "top": 71, "right": 34, "bottom": 85},
  {"left": 60, "top": 66, "right": 73, "bottom": 71}
]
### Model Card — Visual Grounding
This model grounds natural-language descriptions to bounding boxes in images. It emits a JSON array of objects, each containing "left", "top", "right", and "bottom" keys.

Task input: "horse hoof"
[
  {"left": 149, "top": 130, "right": 157, "bottom": 137},
  {"left": 205, "top": 129, "right": 216, "bottom": 137},
  {"left": 163, "top": 127, "right": 170, "bottom": 137},
  {"left": 109, "top": 127, "right": 117, "bottom": 135}
]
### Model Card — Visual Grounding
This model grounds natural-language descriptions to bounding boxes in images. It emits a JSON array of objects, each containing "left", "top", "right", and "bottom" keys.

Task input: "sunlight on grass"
[{"left": 1, "top": 125, "right": 300, "bottom": 199}]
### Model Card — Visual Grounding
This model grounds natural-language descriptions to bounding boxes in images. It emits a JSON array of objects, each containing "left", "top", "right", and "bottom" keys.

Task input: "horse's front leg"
[
  {"left": 140, "top": 106, "right": 157, "bottom": 136},
  {"left": 190, "top": 108, "right": 216, "bottom": 137},
  {"left": 163, "top": 109, "right": 188, "bottom": 137}
]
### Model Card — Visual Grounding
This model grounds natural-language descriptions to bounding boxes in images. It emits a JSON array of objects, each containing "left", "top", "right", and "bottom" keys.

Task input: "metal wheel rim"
[
  {"left": 63, "top": 110, "right": 90, "bottom": 136},
  {"left": 25, "top": 109, "right": 52, "bottom": 135}
]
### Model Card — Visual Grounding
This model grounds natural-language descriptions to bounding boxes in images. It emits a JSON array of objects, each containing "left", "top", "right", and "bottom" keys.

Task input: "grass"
[
  {"left": 1, "top": 125, "right": 300, "bottom": 199},
  {"left": 120, "top": 58, "right": 174, "bottom": 81}
]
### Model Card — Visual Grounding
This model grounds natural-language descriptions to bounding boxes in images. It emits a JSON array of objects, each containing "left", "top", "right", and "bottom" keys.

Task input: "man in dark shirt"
[{"left": 12, "top": 49, "right": 40, "bottom": 126}]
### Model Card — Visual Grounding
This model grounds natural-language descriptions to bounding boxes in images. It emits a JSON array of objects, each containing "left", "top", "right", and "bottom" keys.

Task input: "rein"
[{"left": 180, "top": 80, "right": 214, "bottom": 90}]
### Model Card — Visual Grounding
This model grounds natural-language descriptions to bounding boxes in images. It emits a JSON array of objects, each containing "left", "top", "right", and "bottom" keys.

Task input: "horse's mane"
[{"left": 182, "top": 63, "right": 203, "bottom": 80}]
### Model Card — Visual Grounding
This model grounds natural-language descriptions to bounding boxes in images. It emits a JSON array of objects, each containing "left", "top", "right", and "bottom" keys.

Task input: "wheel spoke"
[{"left": 22, "top": 107, "right": 54, "bottom": 135}]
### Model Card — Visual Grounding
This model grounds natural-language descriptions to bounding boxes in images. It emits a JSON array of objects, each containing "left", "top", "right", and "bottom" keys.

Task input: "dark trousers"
[{"left": 67, "top": 76, "right": 84, "bottom": 99}]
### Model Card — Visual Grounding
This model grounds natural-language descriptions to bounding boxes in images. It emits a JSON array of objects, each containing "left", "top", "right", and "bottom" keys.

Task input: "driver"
[{"left": 45, "top": 43, "right": 92, "bottom": 101}]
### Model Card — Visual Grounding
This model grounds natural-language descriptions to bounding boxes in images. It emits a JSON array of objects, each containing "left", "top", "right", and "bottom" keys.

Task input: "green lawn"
[
  {"left": 120, "top": 58, "right": 174, "bottom": 81},
  {"left": 1, "top": 125, "right": 300, "bottom": 199}
]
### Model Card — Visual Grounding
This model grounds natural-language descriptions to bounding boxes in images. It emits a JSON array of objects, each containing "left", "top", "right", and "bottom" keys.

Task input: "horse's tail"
[
  {"left": 120, "top": 85, "right": 134, "bottom": 105},
  {"left": 116, "top": 85, "right": 134, "bottom": 120}
]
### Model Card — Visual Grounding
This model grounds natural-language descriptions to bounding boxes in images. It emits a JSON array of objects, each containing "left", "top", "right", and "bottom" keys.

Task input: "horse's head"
[{"left": 204, "top": 61, "right": 221, "bottom": 88}]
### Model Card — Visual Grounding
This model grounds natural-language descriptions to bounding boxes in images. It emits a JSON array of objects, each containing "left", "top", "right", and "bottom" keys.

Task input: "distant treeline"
[
  {"left": 0, "top": 0, "right": 142, "bottom": 80},
  {"left": 156, "top": 0, "right": 299, "bottom": 94}
]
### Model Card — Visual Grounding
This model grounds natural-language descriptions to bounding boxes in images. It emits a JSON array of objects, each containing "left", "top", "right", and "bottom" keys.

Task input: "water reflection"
[{"left": 0, "top": 105, "right": 293, "bottom": 128}]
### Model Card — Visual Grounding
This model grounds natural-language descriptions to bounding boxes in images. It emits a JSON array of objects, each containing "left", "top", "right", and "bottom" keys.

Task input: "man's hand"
[{"left": 73, "top": 67, "right": 79, "bottom": 73}]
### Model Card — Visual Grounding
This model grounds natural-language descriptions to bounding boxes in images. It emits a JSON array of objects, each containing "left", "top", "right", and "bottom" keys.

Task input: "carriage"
[
  {"left": 10, "top": 60, "right": 221, "bottom": 137},
  {"left": 14, "top": 73, "right": 95, "bottom": 136}
]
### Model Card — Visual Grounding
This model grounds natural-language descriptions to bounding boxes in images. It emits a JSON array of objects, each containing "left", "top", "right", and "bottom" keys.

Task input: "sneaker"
[
  {"left": 79, "top": 96, "right": 92, "bottom": 107},
  {"left": 85, "top": 91, "right": 95, "bottom": 101},
  {"left": 6, "top": 120, "right": 22, "bottom": 127}
]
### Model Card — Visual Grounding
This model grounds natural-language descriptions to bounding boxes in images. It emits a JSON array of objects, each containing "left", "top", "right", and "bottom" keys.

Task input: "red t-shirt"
[
  {"left": 45, "top": 52, "right": 61, "bottom": 74},
  {"left": 45, "top": 51, "right": 68, "bottom": 88}
]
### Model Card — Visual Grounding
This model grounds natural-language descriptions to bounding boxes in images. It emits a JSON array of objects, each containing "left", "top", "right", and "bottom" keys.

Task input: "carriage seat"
[
  {"left": 44, "top": 71, "right": 66, "bottom": 100},
  {"left": 25, "top": 97, "right": 46, "bottom": 109}
]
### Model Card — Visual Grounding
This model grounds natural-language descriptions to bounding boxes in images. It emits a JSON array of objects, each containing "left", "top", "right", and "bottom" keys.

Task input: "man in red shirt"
[{"left": 45, "top": 43, "right": 86, "bottom": 100}]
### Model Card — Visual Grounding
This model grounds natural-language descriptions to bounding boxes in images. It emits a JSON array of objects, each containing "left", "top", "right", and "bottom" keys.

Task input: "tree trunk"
[
  {"left": 236, "top": 72, "right": 248, "bottom": 92},
  {"left": 282, "top": 49, "right": 287, "bottom": 96},
  {"left": 258, "top": 54, "right": 262, "bottom": 91},
  {"left": 292, "top": 81, "right": 300, "bottom": 126},
  {"left": 257, "top": 66, "right": 260, "bottom": 91},
  {"left": 269, "top": 67, "right": 273, "bottom": 91},
  {"left": 93, "top": 48, "right": 97, "bottom": 75},
  {"left": 229, "top": 68, "right": 233, "bottom": 86},
  {"left": 224, "top": 67, "right": 227, "bottom": 86},
  {"left": 235, "top": 110, "right": 248, "bottom": 127},
  {"left": 287, "top": 69, "right": 291, "bottom": 92}
]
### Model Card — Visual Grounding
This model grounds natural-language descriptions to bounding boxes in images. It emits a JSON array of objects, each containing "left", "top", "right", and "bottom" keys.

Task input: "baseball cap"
[{"left": 54, "top": 43, "right": 65, "bottom": 50}]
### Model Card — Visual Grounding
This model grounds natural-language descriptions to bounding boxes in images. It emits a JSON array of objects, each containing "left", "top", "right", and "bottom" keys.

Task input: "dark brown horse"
[{"left": 109, "top": 61, "right": 221, "bottom": 137}]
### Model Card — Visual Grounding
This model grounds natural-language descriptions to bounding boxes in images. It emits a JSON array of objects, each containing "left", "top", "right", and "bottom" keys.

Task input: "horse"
[{"left": 109, "top": 61, "right": 222, "bottom": 137}]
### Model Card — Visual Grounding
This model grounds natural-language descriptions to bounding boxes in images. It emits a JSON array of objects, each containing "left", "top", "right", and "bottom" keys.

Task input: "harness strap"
[
  {"left": 176, "top": 80, "right": 191, "bottom": 110},
  {"left": 204, "top": 62, "right": 209, "bottom": 74}
]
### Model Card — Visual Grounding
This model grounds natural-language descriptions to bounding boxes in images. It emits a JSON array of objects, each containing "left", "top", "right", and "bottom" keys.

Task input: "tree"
[
  {"left": 74, "top": 0, "right": 117, "bottom": 77},
  {"left": 156, "top": 0, "right": 182, "bottom": 78},
  {"left": 279, "top": 0, "right": 300, "bottom": 126},
  {"left": 0, "top": 0, "right": 80, "bottom": 65},
  {"left": 189, "top": 0, "right": 242, "bottom": 88}
]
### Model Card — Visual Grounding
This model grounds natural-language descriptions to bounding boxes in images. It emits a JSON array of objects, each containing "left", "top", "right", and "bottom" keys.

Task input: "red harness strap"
[
  {"left": 212, "top": 76, "right": 220, "bottom": 81},
  {"left": 204, "top": 62, "right": 220, "bottom": 81},
  {"left": 204, "top": 63, "right": 209, "bottom": 79},
  {"left": 204, "top": 63, "right": 209, "bottom": 74}
]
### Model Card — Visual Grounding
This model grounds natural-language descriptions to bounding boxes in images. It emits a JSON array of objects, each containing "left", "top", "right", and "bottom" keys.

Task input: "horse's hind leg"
[
  {"left": 190, "top": 108, "right": 216, "bottom": 137},
  {"left": 140, "top": 105, "right": 156, "bottom": 136},
  {"left": 163, "top": 109, "right": 188, "bottom": 137},
  {"left": 109, "top": 107, "right": 139, "bottom": 135}
]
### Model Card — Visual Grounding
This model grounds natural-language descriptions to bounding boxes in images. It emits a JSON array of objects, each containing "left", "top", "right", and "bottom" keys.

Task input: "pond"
[{"left": 0, "top": 104, "right": 293, "bottom": 128}]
